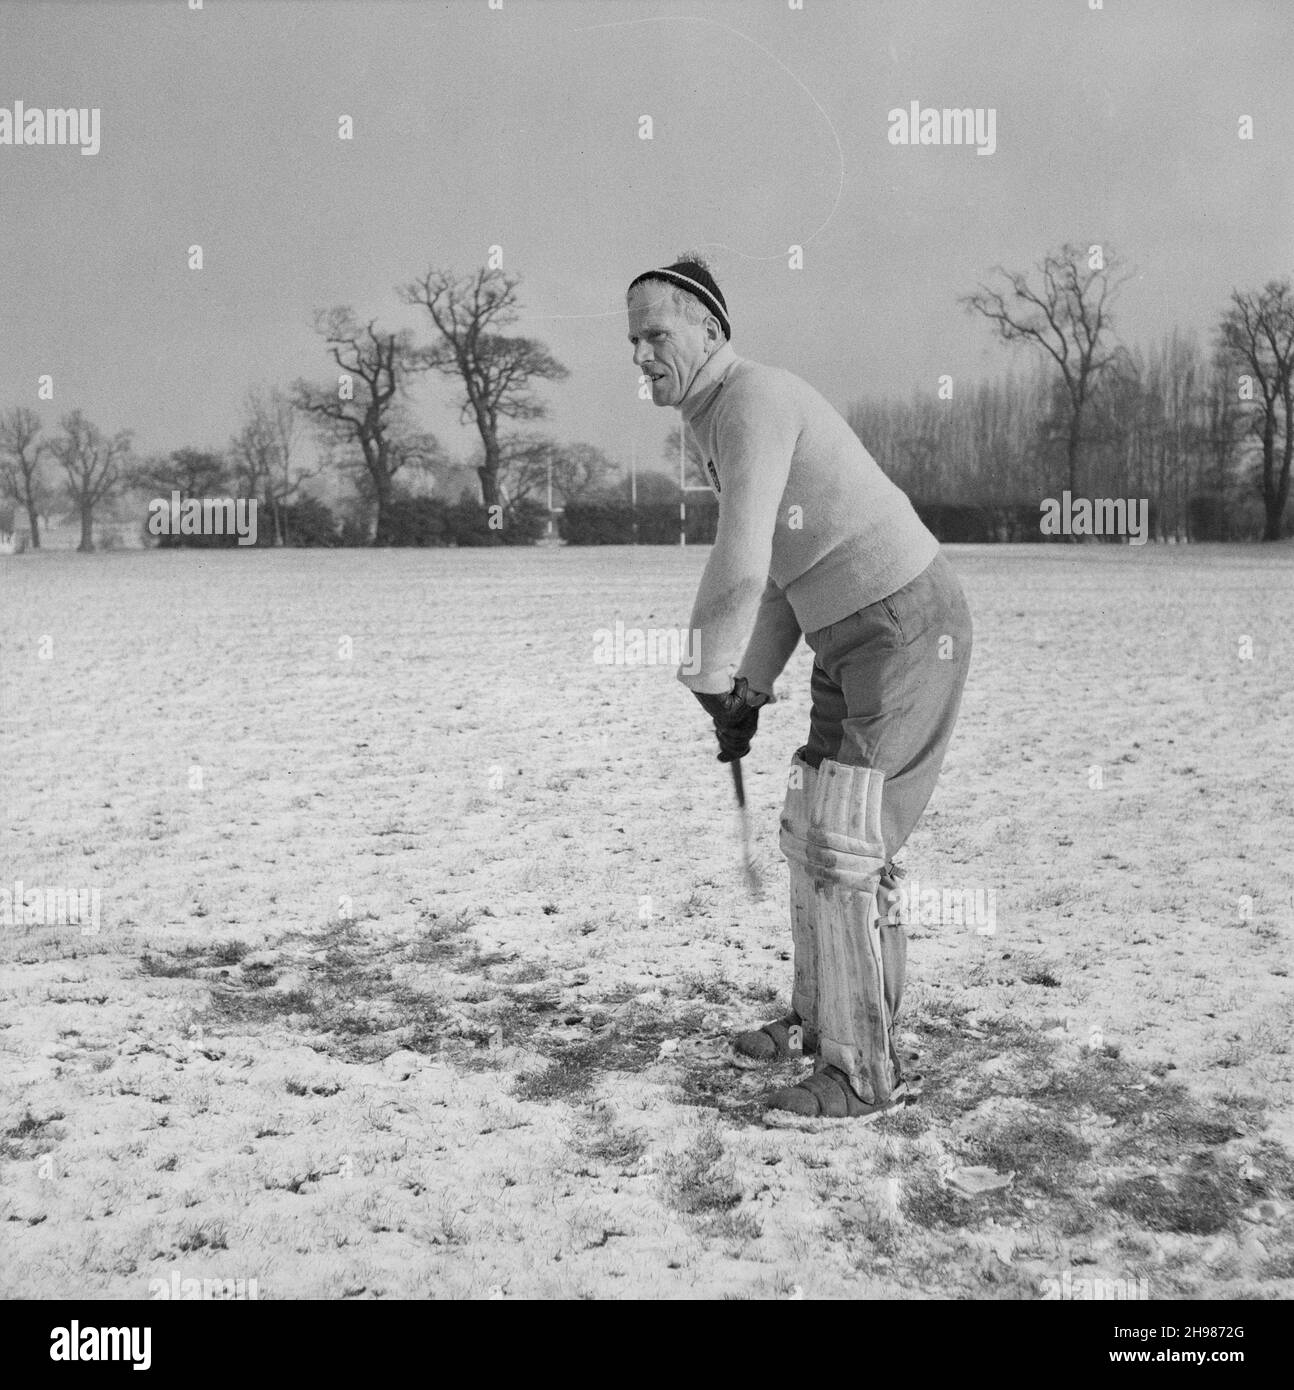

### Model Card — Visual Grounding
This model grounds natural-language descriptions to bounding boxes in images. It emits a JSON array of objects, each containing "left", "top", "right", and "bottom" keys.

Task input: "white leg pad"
[
  {"left": 779, "top": 753, "right": 819, "bottom": 1031},
  {"left": 784, "top": 758, "right": 897, "bottom": 1104}
]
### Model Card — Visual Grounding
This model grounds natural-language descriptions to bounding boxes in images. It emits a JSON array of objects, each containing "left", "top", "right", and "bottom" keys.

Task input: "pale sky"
[{"left": 1, "top": 0, "right": 1290, "bottom": 481}]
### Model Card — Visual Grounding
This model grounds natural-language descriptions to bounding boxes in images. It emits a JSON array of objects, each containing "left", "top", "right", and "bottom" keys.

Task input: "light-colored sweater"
[{"left": 677, "top": 342, "right": 939, "bottom": 695}]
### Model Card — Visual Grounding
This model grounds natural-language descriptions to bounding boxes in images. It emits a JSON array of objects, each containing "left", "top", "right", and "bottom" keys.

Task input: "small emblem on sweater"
[{"left": 706, "top": 459, "right": 720, "bottom": 493}]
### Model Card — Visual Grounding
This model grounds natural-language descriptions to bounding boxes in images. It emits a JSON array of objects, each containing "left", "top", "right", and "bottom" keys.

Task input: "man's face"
[{"left": 627, "top": 284, "right": 719, "bottom": 407}]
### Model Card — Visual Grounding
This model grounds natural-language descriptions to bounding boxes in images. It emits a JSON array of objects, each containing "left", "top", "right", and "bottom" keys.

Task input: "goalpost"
[{"left": 678, "top": 426, "right": 711, "bottom": 547}]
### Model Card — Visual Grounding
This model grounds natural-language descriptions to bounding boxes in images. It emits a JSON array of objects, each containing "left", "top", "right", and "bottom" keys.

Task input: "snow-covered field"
[{"left": 2, "top": 543, "right": 1292, "bottom": 1300}]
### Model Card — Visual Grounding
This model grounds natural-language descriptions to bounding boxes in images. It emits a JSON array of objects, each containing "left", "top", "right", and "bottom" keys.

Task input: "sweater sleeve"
[
  {"left": 736, "top": 577, "right": 801, "bottom": 697},
  {"left": 677, "top": 376, "right": 799, "bottom": 693}
]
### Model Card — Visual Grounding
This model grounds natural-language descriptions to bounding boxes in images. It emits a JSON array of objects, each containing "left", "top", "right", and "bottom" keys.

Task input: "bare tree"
[
  {"left": 401, "top": 268, "right": 568, "bottom": 509},
  {"left": 962, "top": 243, "right": 1132, "bottom": 496},
  {"left": 127, "top": 449, "right": 230, "bottom": 547},
  {"left": 553, "top": 442, "right": 618, "bottom": 504},
  {"left": 1217, "top": 279, "right": 1294, "bottom": 541},
  {"left": 503, "top": 438, "right": 618, "bottom": 508},
  {"left": 49, "top": 410, "right": 131, "bottom": 552},
  {"left": 230, "top": 387, "right": 312, "bottom": 546},
  {"left": 1202, "top": 348, "right": 1244, "bottom": 495},
  {"left": 849, "top": 366, "right": 1050, "bottom": 510},
  {"left": 132, "top": 447, "right": 229, "bottom": 499},
  {"left": 1085, "top": 350, "right": 1148, "bottom": 514},
  {"left": 293, "top": 308, "right": 431, "bottom": 545},
  {"left": 323, "top": 420, "right": 443, "bottom": 539},
  {"left": 897, "top": 395, "right": 944, "bottom": 502},
  {"left": 1089, "top": 336, "right": 1199, "bottom": 539},
  {"left": 1148, "top": 331, "right": 1204, "bottom": 540},
  {"left": 0, "top": 407, "right": 51, "bottom": 548}
]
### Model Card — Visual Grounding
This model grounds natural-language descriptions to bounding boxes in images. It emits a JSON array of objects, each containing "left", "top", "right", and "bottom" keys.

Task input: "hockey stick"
[{"left": 729, "top": 756, "right": 763, "bottom": 898}]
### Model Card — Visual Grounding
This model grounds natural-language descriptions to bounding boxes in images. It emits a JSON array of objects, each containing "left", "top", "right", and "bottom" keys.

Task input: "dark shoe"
[
  {"left": 765, "top": 1063, "right": 910, "bottom": 1119},
  {"left": 733, "top": 1014, "right": 817, "bottom": 1061}
]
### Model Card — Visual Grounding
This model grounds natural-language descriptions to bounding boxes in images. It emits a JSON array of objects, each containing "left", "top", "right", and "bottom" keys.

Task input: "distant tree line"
[
  {"left": 0, "top": 267, "right": 622, "bottom": 551},
  {"left": 852, "top": 246, "right": 1293, "bottom": 542},
  {"left": 3, "top": 251, "right": 1289, "bottom": 549}
]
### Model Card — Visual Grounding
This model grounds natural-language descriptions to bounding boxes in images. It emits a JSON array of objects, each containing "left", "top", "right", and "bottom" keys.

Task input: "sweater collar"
[{"left": 678, "top": 340, "right": 738, "bottom": 421}]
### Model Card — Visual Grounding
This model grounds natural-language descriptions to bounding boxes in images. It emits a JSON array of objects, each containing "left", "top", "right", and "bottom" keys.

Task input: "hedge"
[{"left": 561, "top": 499, "right": 718, "bottom": 545}]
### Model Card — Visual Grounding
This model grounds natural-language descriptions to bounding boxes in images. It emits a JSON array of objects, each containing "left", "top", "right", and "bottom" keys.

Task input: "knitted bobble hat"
[{"left": 628, "top": 259, "right": 730, "bottom": 339}]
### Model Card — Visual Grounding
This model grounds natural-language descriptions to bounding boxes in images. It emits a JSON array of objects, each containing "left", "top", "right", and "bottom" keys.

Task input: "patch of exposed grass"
[
  {"left": 405, "top": 920, "right": 471, "bottom": 965},
  {"left": 674, "top": 1064, "right": 748, "bottom": 1108},
  {"left": 506, "top": 960, "right": 551, "bottom": 985},
  {"left": 658, "top": 1121, "right": 741, "bottom": 1216},
  {"left": 837, "top": 1194, "right": 903, "bottom": 1259},
  {"left": 1252, "top": 1139, "right": 1294, "bottom": 1199},
  {"left": 207, "top": 987, "right": 316, "bottom": 1026},
  {"left": 0, "top": 1109, "right": 65, "bottom": 1160},
  {"left": 1030, "top": 1049, "right": 1187, "bottom": 1126},
  {"left": 176, "top": 1220, "right": 229, "bottom": 1252},
  {"left": 875, "top": 1106, "right": 929, "bottom": 1139},
  {"left": 140, "top": 952, "right": 200, "bottom": 979},
  {"left": 5, "top": 1110, "right": 61, "bottom": 1139},
  {"left": 911, "top": 998, "right": 1059, "bottom": 1120},
  {"left": 969, "top": 1117, "right": 1091, "bottom": 1194},
  {"left": 140, "top": 940, "right": 252, "bottom": 977},
  {"left": 265, "top": 1168, "right": 323, "bottom": 1196},
  {"left": 585, "top": 1126, "right": 647, "bottom": 1167},
  {"left": 510, "top": 999, "right": 712, "bottom": 1103},
  {"left": 677, "top": 969, "right": 782, "bottom": 1012},
  {"left": 701, "top": 1208, "right": 762, "bottom": 1243},
  {"left": 514, "top": 1040, "right": 608, "bottom": 1103},
  {"left": 589, "top": 1003, "right": 675, "bottom": 1072},
  {"left": 900, "top": 1170, "right": 966, "bottom": 1229},
  {"left": 577, "top": 1103, "right": 648, "bottom": 1169},
  {"left": 677, "top": 969, "right": 739, "bottom": 1005},
  {"left": 194, "top": 919, "right": 458, "bottom": 1063},
  {"left": 1143, "top": 1111, "right": 1244, "bottom": 1150},
  {"left": 208, "top": 941, "right": 251, "bottom": 966},
  {"left": 1100, "top": 1171, "right": 1243, "bottom": 1235}
]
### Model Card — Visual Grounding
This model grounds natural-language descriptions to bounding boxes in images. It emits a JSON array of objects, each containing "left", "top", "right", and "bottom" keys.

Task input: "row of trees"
[
  {"left": 2, "top": 268, "right": 629, "bottom": 550},
  {"left": 851, "top": 247, "right": 1292, "bottom": 541},
  {"left": 5, "top": 253, "right": 1291, "bottom": 549},
  {"left": 0, "top": 388, "right": 315, "bottom": 550},
  {"left": 0, "top": 407, "right": 132, "bottom": 551},
  {"left": 290, "top": 269, "right": 612, "bottom": 545}
]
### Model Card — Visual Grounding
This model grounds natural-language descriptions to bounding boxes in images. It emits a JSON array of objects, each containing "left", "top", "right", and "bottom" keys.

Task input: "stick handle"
[
  {"left": 729, "top": 756, "right": 746, "bottom": 808},
  {"left": 729, "top": 757, "right": 761, "bottom": 896}
]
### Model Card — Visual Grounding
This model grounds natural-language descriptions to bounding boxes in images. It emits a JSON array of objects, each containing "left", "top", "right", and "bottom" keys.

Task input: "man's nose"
[{"left": 633, "top": 341, "right": 653, "bottom": 368}]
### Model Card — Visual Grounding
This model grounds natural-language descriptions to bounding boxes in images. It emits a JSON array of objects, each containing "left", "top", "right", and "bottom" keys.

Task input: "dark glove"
[{"left": 692, "top": 676, "right": 770, "bottom": 763}]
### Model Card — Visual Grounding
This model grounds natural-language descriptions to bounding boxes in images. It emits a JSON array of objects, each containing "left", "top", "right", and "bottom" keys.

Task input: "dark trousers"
[{"left": 800, "top": 551, "right": 973, "bottom": 862}]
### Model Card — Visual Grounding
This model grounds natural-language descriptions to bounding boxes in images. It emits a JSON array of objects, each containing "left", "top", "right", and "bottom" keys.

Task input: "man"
[{"left": 626, "top": 255, "right": 972, "bottom": 1118}]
